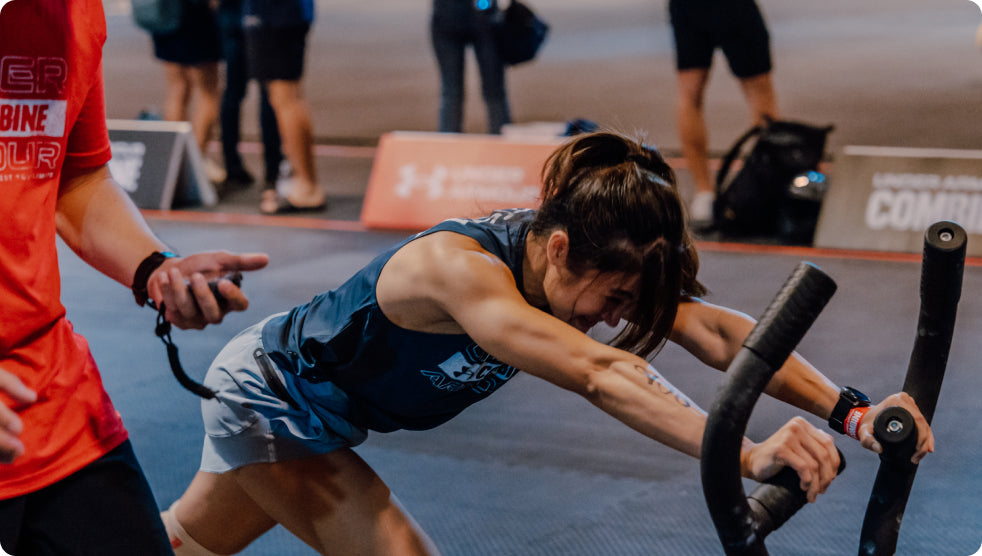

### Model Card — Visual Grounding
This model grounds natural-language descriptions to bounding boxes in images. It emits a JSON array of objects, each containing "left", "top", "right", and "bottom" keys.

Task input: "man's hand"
[
  {"left": 740, "top": 416, "right": 841, "bottom": 503},
  {"left": 1, "top": 368, "right": 37, "bottom": 464},
  {"left": 147, "top": 251, "right": 269, "bottom": 329},
  {"left": 858, "top": 392, "right": 934, "bottom": 464}
]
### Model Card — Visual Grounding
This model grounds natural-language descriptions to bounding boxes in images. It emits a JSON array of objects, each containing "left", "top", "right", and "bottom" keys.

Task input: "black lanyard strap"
[
  {"left": 154, "top": 303, "right": 217, "bottom": 399},
  {"left": 147, "top": 271, "right": 243, "bottom": 399}
]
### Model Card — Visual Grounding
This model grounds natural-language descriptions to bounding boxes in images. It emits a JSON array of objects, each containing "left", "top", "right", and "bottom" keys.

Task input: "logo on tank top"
[{"left": 421, "top": 343, "right": 518, "bottom": 395}]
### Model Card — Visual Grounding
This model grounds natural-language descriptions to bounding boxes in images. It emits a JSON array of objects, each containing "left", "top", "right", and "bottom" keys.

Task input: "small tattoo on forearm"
[{"left": 636, "top": 364, "right": 692, "bottom": 408}]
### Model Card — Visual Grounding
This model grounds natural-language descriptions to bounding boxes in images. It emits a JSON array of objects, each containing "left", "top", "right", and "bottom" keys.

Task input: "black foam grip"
[
  {"left": 747, "top": 448, "right": 847, "bottom": 537},
  {"left": 872, "top": 406, "right": 917, "bottom": 466},
  {"left": 918, "top": 222, "right": 965, "bottom": 336},
  {"left": 743, "top": 262, "right": 838, "bottom": 369}
]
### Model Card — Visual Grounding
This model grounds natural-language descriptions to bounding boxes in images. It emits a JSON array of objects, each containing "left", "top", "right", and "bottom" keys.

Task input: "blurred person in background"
[
  {"left": 217, "top": 0, "right": 287, "bottom": 197},
  {"left": 149, "top": 0, "right": 226, "bottom": 183},
  {"left": 668, "top": 0, "right": 778, "bottom": 224},
  {"left": 431, "top": 0, "right": 512, "bottom": 134},
  {"left": 243, "top": 0, "right": 326, "bottom": 214}
]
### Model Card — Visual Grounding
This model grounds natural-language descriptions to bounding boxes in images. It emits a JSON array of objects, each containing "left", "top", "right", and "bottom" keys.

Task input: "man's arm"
[
  {"left": 56, "top": 164, "right": 269, "bottom": 329},
  {"left": 56, "top": 164, "right": 170, "bottom": 284}
]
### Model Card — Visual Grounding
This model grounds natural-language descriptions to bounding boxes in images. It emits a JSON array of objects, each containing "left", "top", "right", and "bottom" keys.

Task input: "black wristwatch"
[{"left": 828, "top": 386, "right": 871, "bottom": 434}]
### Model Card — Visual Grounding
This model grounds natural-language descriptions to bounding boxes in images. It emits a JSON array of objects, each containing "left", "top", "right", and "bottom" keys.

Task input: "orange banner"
[{"left": 360, "top": 131, "right": 563, "bottom": 230}]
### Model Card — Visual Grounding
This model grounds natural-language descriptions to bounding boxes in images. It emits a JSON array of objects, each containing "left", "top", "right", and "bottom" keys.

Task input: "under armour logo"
[{"left": 393, "top": 164, "right": 447, "bottom": 199}]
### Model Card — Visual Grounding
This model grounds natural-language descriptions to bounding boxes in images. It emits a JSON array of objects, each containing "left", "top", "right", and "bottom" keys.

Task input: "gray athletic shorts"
[{"left": 199, "top": 314, "right": 368, "bottom": 473}]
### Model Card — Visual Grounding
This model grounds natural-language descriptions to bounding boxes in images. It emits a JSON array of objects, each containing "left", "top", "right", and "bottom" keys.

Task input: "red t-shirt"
[{"left": 0, "top": 0, "right": 128, "bottom": 498}]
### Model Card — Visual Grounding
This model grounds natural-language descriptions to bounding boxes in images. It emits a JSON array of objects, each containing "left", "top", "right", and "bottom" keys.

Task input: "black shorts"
[
  {"left": 151, "top": 1, "right": 223, "bottom": 65},
  {"left": 245, "top": 24, "right": 311, "bottom": 81},
  {"left": 0, "top": 441, "right": 172, "bottom": 556},
  {"left": 668, "top": 0, "right": 772, "bottom": 78}
]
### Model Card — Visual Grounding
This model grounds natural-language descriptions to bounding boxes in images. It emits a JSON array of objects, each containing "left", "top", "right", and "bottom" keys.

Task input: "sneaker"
[
  {"left": 689, "top": 191, "right": 715, "bottom": 222},
  {"left": 260, "top": 187, "right": 328, "bottom": 215}
]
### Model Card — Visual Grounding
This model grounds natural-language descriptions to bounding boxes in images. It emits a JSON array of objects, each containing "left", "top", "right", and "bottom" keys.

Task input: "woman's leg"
[
  {"left": 188, "top": 62, "right": 222, "bottom": 153},
  {"left": 162, "top": 61, "right": 191, "bottom": 123},
  {"left": 265, "top": 79, "right": 322, "bottom": 207},
  {"left": 170, "top": 448, "right": 437, "bottom": 556},
  {"left": 166, "top": 471, "right": 276, "bottom": 555},
  {"left": 233, "top": 448, "right": 437, "bottom": 556}
]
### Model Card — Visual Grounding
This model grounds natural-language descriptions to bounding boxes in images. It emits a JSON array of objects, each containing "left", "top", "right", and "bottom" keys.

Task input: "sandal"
[{"left": 260, "top": 190, "right": 327, "bottom": 215}]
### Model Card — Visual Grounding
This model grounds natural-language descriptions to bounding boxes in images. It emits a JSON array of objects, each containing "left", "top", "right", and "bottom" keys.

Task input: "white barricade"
[
  {"left": 815, "top": 146, "right": 982, "bottom": 256},
  {"left": 107, "top": 119, "right": 216, "bottom": 210}
]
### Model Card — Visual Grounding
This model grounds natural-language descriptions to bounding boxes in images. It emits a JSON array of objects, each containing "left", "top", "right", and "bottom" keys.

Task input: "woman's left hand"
[{"left": 857, "top": 392, "right": 934, "bottom": 464}]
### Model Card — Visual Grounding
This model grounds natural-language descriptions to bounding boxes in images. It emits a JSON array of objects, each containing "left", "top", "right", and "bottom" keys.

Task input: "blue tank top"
[{"left": 261, "top": 209, "right": 535, "bottom": 432}]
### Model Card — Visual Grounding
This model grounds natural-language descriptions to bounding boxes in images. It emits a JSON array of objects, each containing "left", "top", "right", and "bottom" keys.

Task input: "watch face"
[{"left": 842, "top": 387, "right": 870, "bottom": 404}]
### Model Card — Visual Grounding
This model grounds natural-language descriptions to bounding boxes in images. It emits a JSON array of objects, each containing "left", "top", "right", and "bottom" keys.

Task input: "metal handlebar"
[
  {"left": 701, "top": 262, "right": 839, "bottom": 556},
  {"left": 858, "top": 221, "right": 965, "bottom": 556},
  {"left": 701, "top": 222, "right": 964, "bottom": 556}
]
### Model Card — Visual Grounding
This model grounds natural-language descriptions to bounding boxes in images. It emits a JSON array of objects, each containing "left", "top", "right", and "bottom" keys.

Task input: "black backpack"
[
  {"left": 713, "top": 118, "right": 834, "bottom": 237},
  {"left": 493, "top": 0, "right": 549, "bottom": 66}
]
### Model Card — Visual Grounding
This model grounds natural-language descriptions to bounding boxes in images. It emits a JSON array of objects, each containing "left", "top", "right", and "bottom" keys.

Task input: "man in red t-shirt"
[{"left": 0, "top": 1, "right": 268, "bottom": 553}]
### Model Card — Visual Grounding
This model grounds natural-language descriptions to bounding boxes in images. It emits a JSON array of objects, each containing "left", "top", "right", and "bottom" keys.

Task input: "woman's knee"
[
  {"left": 167, "top": 472, "right": 275, "bottom": 555},
  {"left": 163, "top": 500, "right": 232, "bottom": 556}
]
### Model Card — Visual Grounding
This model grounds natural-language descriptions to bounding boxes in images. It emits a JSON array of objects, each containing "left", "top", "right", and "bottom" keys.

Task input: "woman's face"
[{"left": 547, "top": 267, "right": 641, "bottom": 333}]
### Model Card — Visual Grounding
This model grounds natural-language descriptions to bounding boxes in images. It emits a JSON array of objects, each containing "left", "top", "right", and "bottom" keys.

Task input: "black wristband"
[{"left": 132, "top": 250, "right": 177, "bottom": 307}]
